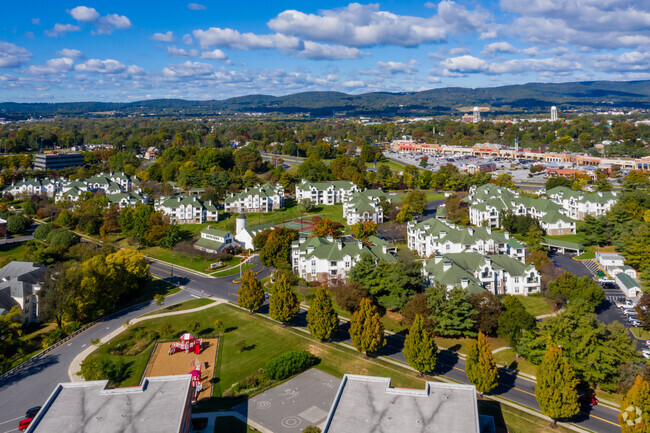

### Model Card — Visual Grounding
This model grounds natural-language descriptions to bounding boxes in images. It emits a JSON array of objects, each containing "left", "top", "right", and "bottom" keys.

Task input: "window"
[
  {"left": 514, "top": 277, "right": 519, "bottom": 283},
  {"left": 311, "top": 259, "right": 316, "bottom": 267},
  {"left": 330, "top": 261, "right": 337, "bottom": 267},
  {"left": 311, "top": 268, "right": 316, "bottom": 276}
]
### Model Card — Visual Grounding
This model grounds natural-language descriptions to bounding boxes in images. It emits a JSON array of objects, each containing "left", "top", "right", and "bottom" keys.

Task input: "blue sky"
[{"left": 1, "top": 0, "right": 649, "bottom": 102}]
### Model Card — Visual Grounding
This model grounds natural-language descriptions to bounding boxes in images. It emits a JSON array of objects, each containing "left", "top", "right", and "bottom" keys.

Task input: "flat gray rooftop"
[
  {"left": 27, "top": 375, "right": 192, "bottom": 433},
  {"left": 323, "top": 375, "right": 480, "bottom": 433}
]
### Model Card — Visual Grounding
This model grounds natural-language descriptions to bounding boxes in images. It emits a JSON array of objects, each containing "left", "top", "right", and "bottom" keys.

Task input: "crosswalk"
[{"left": 583, "top": 260, "right": 600, "bottom": 275}]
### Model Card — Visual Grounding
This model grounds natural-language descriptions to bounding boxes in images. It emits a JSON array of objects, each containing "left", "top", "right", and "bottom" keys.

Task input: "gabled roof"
[
  {"left": 293, "top": 237, "right": 396, "bottom": 263},
  {"left": 296, "top": 180, "right": 358, "bottom": 192},
  {"left": 224, "top": 183, "right": 283, "bottom": 203},
  {"left": 202, "top": 227, "right": 230, "bottom": 238}
]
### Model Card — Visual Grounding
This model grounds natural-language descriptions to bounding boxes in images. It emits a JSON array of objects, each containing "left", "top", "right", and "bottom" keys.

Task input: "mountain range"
[{"left": 1, "top": 80, "right": 649, "bottom": 119}]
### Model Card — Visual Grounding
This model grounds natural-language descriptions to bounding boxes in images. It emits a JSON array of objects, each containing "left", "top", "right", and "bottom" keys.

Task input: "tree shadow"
[
  {"left": 434, "top": 349, "right": 459, "bottom": 376},
  {"left": 224, "top": 326, "right": 238, "bottom": 333},
  {"left": 491, "top": 367, "right": 518, "bottom": 396},
  {"left": 198, "top": 327, "right": 214, "bottom": 336}
]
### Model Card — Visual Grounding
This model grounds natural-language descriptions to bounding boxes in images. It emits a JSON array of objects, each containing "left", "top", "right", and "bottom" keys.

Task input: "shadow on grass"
[{"left": 477, "top": 399, "right": 508, "bottom": 433}]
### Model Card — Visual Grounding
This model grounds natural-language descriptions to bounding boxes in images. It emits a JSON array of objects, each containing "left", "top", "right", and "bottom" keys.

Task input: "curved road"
[{"left": 0, "top": 255, "right": 621, "bottom": 433}]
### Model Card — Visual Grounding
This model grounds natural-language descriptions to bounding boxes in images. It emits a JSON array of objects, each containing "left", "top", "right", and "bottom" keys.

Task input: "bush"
[
  {"left": 79, "top": 357, "right": 102, "bottom": 380},
  {"left": 264, "top": 350, "right": 318, "bottom": 381},
  {"left": 41, "top": 327, "right": 68, "bottom": 348},
  {"left": 7, "top": 214, "right": 29, "bottom": 234},
  {"left": 34, "top": 223, "right": 56, "bottom": 240},
  {"left": 232, "top": 369, "right": 266, "bottom": 393},
  {"left": 46, "top": 228, "right": 80, "bottom": 249},
  {"left": 160, "top": 322, "right": 176, "bottom": 338}
]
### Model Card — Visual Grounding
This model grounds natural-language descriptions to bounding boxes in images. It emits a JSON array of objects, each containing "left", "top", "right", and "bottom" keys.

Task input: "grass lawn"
[
  {"left": 434, "top": 336, "right": 508, "bottom": 355},
  {"left": 367, "top": 160, "right": 407, "bottom": 172},
  {"left": 517, "top": 295, "right": 553, "bottom": 317},
  {"left": 141, "top": 298, "right": 215, "bottom": 317},
  {"left": 575, "top": 244, "right": 617, "bottom": 260},
  {"left": 492, "top": 349, "right": 538, "bottom": 377},
  {"left": 213, "top": 417, "right": 255, "bottom": 433},
  {"left": 478, "top": 399, "right": 575, "bottom": 433},
  {"left": 631, "top": 327, "right": 650, "bottom": 339},
  {"left": 0, "top": 241, "right": 27, "bottom": 259},
  {"left": 545, "top": 233, "right": 587, "bottom": 244}
]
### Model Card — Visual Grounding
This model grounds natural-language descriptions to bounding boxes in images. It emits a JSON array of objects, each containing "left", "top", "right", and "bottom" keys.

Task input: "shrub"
[
  {"left": 34, "top": 222, "right": 56, "bottom": 240},
  {"left": 46, "top": 228, "right": 80, "bottom": 249},
  {"left": 41, "top": 327, "right": 68, "bottom": 348},
  {"left": 232, "top": 369, "right": 266, "bottom": 393},
  {"left": 303, "top": 427, "right": 321, "bottom": 433},
  {"left": 264, "top": 350, "right": 318, "bottom": 381},
  {"left": 79, "top": 357, "right": 102, "bottom": 380},
  {"left": 160, "top": 322, "right": 175, "bottom": 338}
]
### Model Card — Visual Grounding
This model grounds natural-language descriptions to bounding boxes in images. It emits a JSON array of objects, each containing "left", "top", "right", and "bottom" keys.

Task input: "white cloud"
[
  {"left": 591, "top": 51, "right": 650, "bottom": 72},
  {"left": 193, "top": 27, "right": 301, "bottom": 51},
  {"left": 68, "top": 6, "right": 131, "bottom": 35},
  {"left": 448, "top": 47, "right": 470, "bottom": 55},
  {"left": 200, "top": 49, "right": 228, "bottom": 60},
  {"left": 299, "top": 41, "right": 363, "bottom": 60},
  {"left": 162, "top": 61, "right": 214, "bottom": 79},
  {"left": 376, "top": 61, "right": 417, "bottom": 75},
  {"left": 188, "top": 3, "right": 206, "bottom": 10},
  {"left": 75, "top": 59, "right": 128, "bottom": 74},
  {"left": 56, "top": 48, "right": 84, "bottom": 59},
  {"left": 28, "top": 57, "right": 75, "bottom": 75},
  {"left": 342, "top": 80, "right": 365, "bottom": 88},
  {"left": 182, "top": 34, "right": 194, "bottom": 45},
  {"left": 441, "top": 55, "right": 489, "bottom": 74},
  {"left": 152, "top": 31, "right": 176, "bottom": 42},
  {"left": 167, "top": 46, "right": 199, "bottom": 58},
  {"left": 45, "top": 23, "right": 82, "bottom": 38},
  {"left": 267, "top": 2, "right": 489, "bottom": 47},
  {"left": 0, "top": 41, "right": 32, "bottom": 68},
  {"left": 482, "top": 41, "right": 517, "bottom": 56},
  {"left": 440, "top": 54, "right": 582, "bottom": 75},
  {"left": 69, "top": 6, "right": 100, "bottom": 22}
]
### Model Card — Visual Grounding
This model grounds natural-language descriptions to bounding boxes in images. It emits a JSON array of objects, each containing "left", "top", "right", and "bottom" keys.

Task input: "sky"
[{"left": 0, "top": 0, "right": 649, "bottom": 102}]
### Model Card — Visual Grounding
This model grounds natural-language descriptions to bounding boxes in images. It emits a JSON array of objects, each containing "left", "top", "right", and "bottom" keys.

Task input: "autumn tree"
[
  {"left": 351, "top": 221, "right": 377, "bottom": 242},
  {"left": 40, "top": 263, "right": 82, "bottom": 328},
  {"left": 259, "top": 227, "right": 298, "bottom": 269},
  {"left": 536, "top": 346, "right": 580, "bottom": 427},
  {"left": 404, "top": 315, "right": 438, "bottom": 375},
  {"left": 469, "top": 292, "right": 502, "bottom": 336},
  {"left": 402, "top": 190, "right": 427, "bottom": 214},
  {"left": 349, "top": 298, "right": 385, "bottom": 356},
  {"left": 619, "top": 375, "right": 650, "bottom": 432},
  {"left": 237, "top": 270, "right": 265, "bottom": 313},
  {"left": 269, "top": 273, "right": 300, "bottom": 324},
  {"left": 465, "top": 331, "right": 499, "bottom": 395},
  {"left": 306, "top": 286, "right": 339, "bottom": 341},
  {"left": 312, "top": 218, "right": 342, "bottom": 238}
]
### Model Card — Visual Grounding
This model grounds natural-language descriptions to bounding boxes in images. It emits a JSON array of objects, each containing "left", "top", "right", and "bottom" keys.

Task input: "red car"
[
  {"left": 18, "top": 417, "right": 33, "bottom": 431},
  {"left": 579, "top": 394, "right": 598, "bottom": 407}
]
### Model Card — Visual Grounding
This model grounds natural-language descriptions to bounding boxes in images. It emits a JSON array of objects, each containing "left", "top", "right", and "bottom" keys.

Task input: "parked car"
[
  {"left": 619, "top": 301, "right": 635, "bottom": 309},
  {"left": 644, "top": 340, "right": 650, "bottom": 347},
  {"left": 630, "top": 319, "right": 642, "bottom": 327},
  {"left": 623, "top": 308, "right": 637, "bottom": 316},
  {"left": 643, "top": 350, "right": 650, "bottom": 359},
  {"left": 25, "top": 407, "right": 41, "bottom": 418},
  {"left": 18, "top": 417, "right": 33, "bottom": 432}
]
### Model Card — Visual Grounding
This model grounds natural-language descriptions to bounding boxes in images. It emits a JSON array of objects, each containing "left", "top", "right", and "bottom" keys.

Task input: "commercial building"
[
  {"left": 322, "top": 375, "right": 485, "bottom": 433},
  {"left": 295, "top": 179, "right": 360, "bottom": 205},
  {"left": 291, "top": 236, "right": 396, "bottom": 285},
  {"left": 33, "top": 153, "right": 84, "bottom": 170},
  {"left": 194, "top": 227, "right": 239, "bottom": 254},
  {"left": 154, "top": 196, "right": 218, "bottom": 224},
  {"left": 421, "top": 252, "right": 541, "bottom": 295},
  {"left": 223, "top": 183, "right": 284, "bottom": 214},
  {"left": 25, "top": 375, "right": 194, "bottom": 433}
]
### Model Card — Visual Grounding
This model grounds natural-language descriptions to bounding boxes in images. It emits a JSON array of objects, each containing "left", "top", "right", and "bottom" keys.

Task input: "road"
[{"left": 0, "top": 251, "right": 622, "bottom": 432}]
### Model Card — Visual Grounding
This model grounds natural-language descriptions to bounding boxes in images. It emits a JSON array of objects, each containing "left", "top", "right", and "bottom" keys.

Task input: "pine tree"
[
  {"left": 349, "top": 298, "right": 385, "bottom": 356},
  {"left": 307, "top": 286, "right": 339, "bottom": 341},
  {"left": 619, "top": 375, "right": 650, "bottom": 432},
  {"left": 269, "top": 273, "right": 300, "bottom": 324},
  {"left": 403, "top": 314, "right": 438, "bottom": 375},
  {"left": 535, "top": 346, "right": 580, "bottom": 426},
  {"left": 237, "top": 270, "right": 265, "bottom": 313},
  {"left": 465, "top": 331, "right": 499, "bottom": 395}
]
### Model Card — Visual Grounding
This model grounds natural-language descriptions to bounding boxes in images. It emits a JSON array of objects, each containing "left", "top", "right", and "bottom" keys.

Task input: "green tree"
[
  {"left": 0, "top": 306, "right": 23, "bottom": 373},
  {"left": 494, "top": 173, "right": 515, "bottom": 188},
  {"left": 497, "top": 296, "right": 536, "bottom": 348},
  {"left": 469, "top": 292, "right": 502, "bottom": 336},
  {"left": 34, "top": 222, "right": 56, "bottom": 240},
  {"left": 403, "top": 315, "right": 438, "bottom": 375},
  {"left": 465, "top": 331, "right": 499, "bottom": 395},
  {"left": 349, "top": 298, "right": 385, "bottom": 356},
  {"left": 237, "top": 270, "right": 265, "bottom": 313},
  {"left": 619, "top": 375, "right": 650, "bottom": 432},
  {"left": 22, "top": 199, "right": 36, "bottom": 215},
  {"left": 40, "top": 263, "right": 82, "bottom": 328},
  {"left": 525, "top": 225, "right": 545, "bottom": 252},
  {"left": 395, "top": 204, "right": 413, "bottom": 223},
  {"left": 306, "top": 286, "right": 339, "bottom": 341},
  {"left": 545, "top": 177, "right": 573, "bottom": 190},
  {"left": 548, "top": 272, "right": 605, "bottom": 311},
  {"left": 427, "top": 284, "right": 476, "bottom": 337},
  {"left": 259, "top": 227, "right": 299, "bottom": 269},
  {"left": 7, "top": 214, "right": 29, "bottom": 234},
  {"left": 269, "top": 274, "right": 300, "bottom": 324},
  {"left": 535, "top": 346, "right": 580, "bottom": 427},
  {"left": 403, "top": 190, "right": 427, "bottom": 214}
]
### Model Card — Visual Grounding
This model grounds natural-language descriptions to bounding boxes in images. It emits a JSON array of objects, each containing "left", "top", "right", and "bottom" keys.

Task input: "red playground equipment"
[
  {"left": 189, "top": 359, "right": 203, "bottom": 402},
  {"left": 168, "top": 333, "right": 203, "bottom": 355}
]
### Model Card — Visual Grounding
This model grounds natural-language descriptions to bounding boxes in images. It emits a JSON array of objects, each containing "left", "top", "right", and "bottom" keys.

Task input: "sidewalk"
[{"left": 67, "top": 298, "right": 225, "bottom": 381}]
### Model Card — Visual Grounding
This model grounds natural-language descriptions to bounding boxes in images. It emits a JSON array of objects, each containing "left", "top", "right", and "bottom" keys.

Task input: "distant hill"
[{"left": 1, "top": 80, "right": 648, "bottom": 119}]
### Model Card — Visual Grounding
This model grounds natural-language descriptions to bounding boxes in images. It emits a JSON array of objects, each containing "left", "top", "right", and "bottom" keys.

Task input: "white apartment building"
[
  {"left": 154, "top": 196, "right": 218, "bottom": 224},
  {"left": 4, "top": 177, "right": 62, "bottom": 197},
  {"left": 545, "top": 186, "right": 618, "bottom": 220},
  {"left": 223, "top": 183, "right": 284, "bottom": 214},
  {"left": 342, "top": 189, "right": 396, "bottom": 225},
  {"left": 295, "top": 179, "right": 360, "bottom": 205}
]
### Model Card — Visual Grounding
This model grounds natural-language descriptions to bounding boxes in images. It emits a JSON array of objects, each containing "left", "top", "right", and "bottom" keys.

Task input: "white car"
[
  {"left": 623, "top": 308, "right": 637, "bottom": 316},
  {"left": 619, "top": 301, "right": 635, "bottom": 309},
  {"left": 642, "top": 350, "right": 650, "bottom": 359},
  {"left": 630, "top": 320, "right": 642, "bottom": 327}
]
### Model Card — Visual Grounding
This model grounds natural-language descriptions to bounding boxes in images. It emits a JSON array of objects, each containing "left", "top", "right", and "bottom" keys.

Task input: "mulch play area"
[{"left": 144, "top": 337, "right": 218, "bottom": 401}]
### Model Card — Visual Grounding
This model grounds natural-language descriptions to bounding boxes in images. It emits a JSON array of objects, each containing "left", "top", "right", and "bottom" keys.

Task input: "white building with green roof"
[
  {"left": 422, "top": 252, "right": 541, "bottom": 295},
  {"left": 194, "top": 226, "right": 239, "bottom": 254},
  {"left": 295, "top": 179, "right": 360, "bottom": 205},
  {"left": 407, "top": 217, "right": 526, "bottom": 262},
  {"left": 342, "top": 189, "right": 397, "bottom": 225},
  {"left": 223, "top": 183, "right": 284, "bottom": 214},
  {"left": 106, "top": 191, "right": 149, "bottom": 208},
  {"left": 154, "top": 196, "right": 218, "bottom": 224},
  {"left": 291, "top": 235, "right": 397, "bottom": 285},
  {"left": 4, "top": 177, "right": 62, "bottom": 197},
  {"left": 84, "top": 172, "right": 134, "bottom": 192},
  {"left": 545, "top": 186, "right": 618, "bottom": 220}
]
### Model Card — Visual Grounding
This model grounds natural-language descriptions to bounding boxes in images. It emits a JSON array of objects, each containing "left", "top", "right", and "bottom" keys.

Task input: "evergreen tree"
[
  {"left": 465, "top": 331, "right": 499, "bottom": 395},
  {"left": 306, "top": 286, "right": 338, "bottom": 341},
  {"left": 269, "top": 274, "right": 300, "bottom": 324},
  {"left": 237, "top": 270, "right": 265, "bottom": 313},
  {"left": 404, "top": 315, "right": 438, "bottom": 375},
  {"left": 619, "top": 375, "right": 650, "bottom": 432},
  {"left": 535, "top": 346, "right": 580, "bottom": 426},
  {"left": 349, "top": 298, "right": 385, "bottom": 356}
]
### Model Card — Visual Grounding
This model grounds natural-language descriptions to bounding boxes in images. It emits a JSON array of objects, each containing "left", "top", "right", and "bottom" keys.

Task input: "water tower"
[
  {"left": 473, "top": 107, "right": 481, "bottom": 123},
  {"left": 236, "top": 214, "right": 247, "bottom": 234},
  {"left": 551, "top": 106, "right": 558, "bottom": 121}
]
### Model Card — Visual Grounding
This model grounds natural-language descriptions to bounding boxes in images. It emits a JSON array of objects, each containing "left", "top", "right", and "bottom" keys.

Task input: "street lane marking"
[
  {"left": 586, "top": 413, "right": 620, "bottom": 427},
  {"left": 191, "top": 294, "right": 199, "bottom": 298},
  {"left": 0, "top": 416, "right": 23, "bottom": 425}
]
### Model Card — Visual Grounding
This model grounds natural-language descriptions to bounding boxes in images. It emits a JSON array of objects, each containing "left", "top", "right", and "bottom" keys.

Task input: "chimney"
[
  {"left": 434, "top": 253, "right": 443, "bottom": 264},
  {"left": 299, "top": 237, "right": 306, "bottom": 244},
  {"left": 382, "top": 245, "right": 387, "bottom": 254},
  {"left": 207, "top": 225, "right": 212, "bottom": 230},
  {"left": 598, "top": 191, "right": 603, "bottom": 197},
  {"left": 443, "top": 261, "right": 452, "bottom": 272},
  {"left": 307, "top": 245, "right": 314, "bottom": 253},
  {"left": 504, "top": 230, "right": 510, "bottom": 239},
  {"left": 424, "top": 223, "right": 430, "bottom": 230},
  {"left": 358, "top": 240, "right": 363, "bottom": 250},
  {"left": 468, "top": 227, "right": 474, "bottom": 236},
  {"left": 486, "top": 227, "right": 492, "bottom": 234},
  {"left": 327, "top": 235, "right": 334, "bottom": 242},
  {"left": 177, "top": 196, "right": 181, "bottom": 202},
  {"left": 337, "top": 240, "right": 342, "bottom": 250},
  {"left": 460, "top": 278, "right": 469, "bottom": 289}
]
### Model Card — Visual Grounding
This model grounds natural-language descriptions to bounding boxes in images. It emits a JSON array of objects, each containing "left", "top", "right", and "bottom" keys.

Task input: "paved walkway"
[{"left": 67, "top": 299, "right": 224, "bottom": 381}]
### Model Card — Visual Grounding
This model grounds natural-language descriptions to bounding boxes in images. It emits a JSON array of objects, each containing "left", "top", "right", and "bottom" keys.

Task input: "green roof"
[
  {"left": 542, "top": 237, "right": 584, "bottom": 249},
  {"left": 616, "top": 273, "right": 640, "bottom": 290},
  {"left": 224, "top": 183, "right": 282, "bottom": 203},
  {"left": 540, "top": 210, "right": 574, "bottom": 224},
  {"left": 194, "top": 237, "right": 224, "bottom": 250},
  {"left": 202, "top": 227, "right": 230, "bottom": 238},
  {"left": 293, "top": 237, "right": 396, "bottom": 263}
]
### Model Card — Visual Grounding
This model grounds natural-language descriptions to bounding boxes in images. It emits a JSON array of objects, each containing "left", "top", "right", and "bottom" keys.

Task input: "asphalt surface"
[{"left": 0, "top": 252, "right": 623, "bottom": 433}]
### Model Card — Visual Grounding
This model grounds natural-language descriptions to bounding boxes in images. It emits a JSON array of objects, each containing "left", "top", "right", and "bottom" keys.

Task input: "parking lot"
[{"left": 234, "top": 369, "right": 340, "bottom": 433}]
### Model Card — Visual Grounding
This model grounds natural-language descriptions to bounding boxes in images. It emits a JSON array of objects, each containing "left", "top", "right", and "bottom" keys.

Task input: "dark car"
[
  {"left": 579, "top": 394, "right": 598, "bottom": 407},
  {"left": 26, "top": 407, "right": 41, "bottom": 418}
]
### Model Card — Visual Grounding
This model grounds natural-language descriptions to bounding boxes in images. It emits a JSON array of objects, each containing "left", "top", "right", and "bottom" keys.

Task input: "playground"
[{"left": 144, "top": 335, "right": 219, "bottom": 401}]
